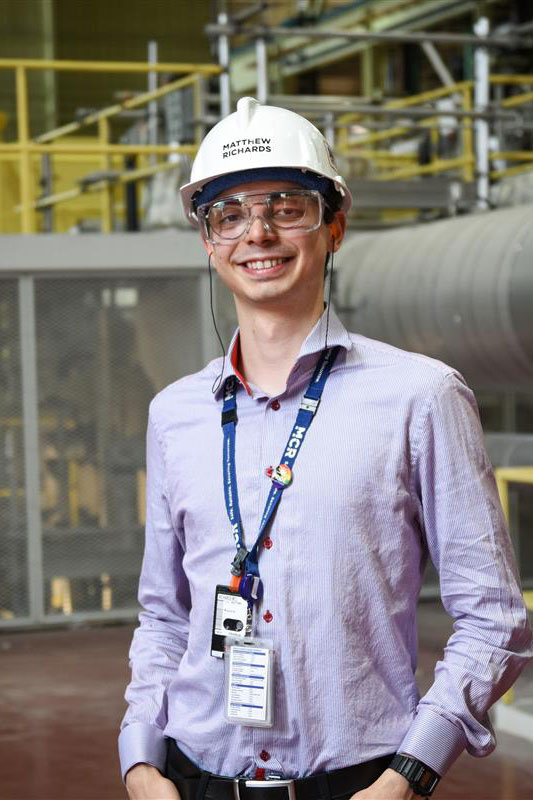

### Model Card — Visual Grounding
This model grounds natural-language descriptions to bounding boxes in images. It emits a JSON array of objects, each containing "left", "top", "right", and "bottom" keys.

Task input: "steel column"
[
  {"left": 255, "top": 37, "right": 268, "bottom": 104},
  {"left": 474, "top": 17, "right": 490, "bottom": 208},
  {"left": 16, "top": 66, "right": 35, "bottom": 234},
  {"left": 217, "top": 12, "right": 231, "bottom": 117},
  {"left": 148, "top": 41, "right": 158, "bottom": 166},
  {"left": 19, "top": 276, "right": 44, "bottom": 623}
]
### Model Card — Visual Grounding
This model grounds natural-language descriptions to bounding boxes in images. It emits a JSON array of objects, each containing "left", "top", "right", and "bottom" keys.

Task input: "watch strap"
[{"left": 389, "top": 753, "right": 440, "bottom": 797}]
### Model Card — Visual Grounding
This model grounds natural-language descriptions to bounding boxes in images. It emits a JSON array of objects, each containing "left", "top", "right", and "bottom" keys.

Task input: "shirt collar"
[{"left": 213, "top": 306, "right": 352, "bottom": 400}]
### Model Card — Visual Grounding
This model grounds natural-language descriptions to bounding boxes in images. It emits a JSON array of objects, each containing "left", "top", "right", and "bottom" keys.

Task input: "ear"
[
  {"left": 201, "top": 232, "right": 214, "bottom": 260},
  {"left": 328, "top": 211, "right": 346, "bottom": 252}
]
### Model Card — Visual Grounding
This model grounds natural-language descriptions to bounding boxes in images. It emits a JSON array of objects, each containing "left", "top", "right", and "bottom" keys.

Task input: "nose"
[{"left": 244, "top": 213, "right": 277, "bottom": 243}]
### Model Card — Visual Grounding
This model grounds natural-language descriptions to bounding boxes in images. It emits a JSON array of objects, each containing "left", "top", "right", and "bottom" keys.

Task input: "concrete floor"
[{"left": 1, "top": 602, "right": 532, "bottom": 800}]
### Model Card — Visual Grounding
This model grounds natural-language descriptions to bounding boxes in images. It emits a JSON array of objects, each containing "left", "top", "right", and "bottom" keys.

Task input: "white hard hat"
[{"left": 180, "top": 96, "right": 352, "bottom": 222}]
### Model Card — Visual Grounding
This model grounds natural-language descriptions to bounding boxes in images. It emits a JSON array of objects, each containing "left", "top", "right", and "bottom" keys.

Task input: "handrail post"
[
  {"left": 40, "top": 153, "right": 54, "bottom": 231},
  {"left": 98, "top": 117, "right": 113, "bottom": 233},
  {"left": 194, "top": 73, "right": 206, "bottom": 146},
  {"left": 462, "top": 84, "right": 474, "bottom": 181},
  {"left": 16, "top": 65, "right": 35, "bottom": 233},
  {"left": 147, "top": 41, "right": 158, "bottom": 167},
  {"left": 217, "top": 12, "right": 231, "bottom": 117}
]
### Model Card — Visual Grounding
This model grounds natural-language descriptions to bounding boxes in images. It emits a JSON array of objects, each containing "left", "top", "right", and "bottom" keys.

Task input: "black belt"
[{"left": 166, "top": 740, "right": 395, "bottom": 800}]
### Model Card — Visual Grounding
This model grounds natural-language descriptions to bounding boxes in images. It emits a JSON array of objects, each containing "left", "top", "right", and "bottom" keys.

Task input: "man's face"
[{"left": 201, "top": 180, "right": 345, "bottom": 314}]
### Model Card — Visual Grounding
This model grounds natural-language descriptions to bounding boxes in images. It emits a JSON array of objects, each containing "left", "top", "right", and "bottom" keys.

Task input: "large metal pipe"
[
  {"left": 205, "top": 22, "right": 531, "bottom": 49},
  {"left": 335, "top": 204, "right": 533, "bottom": 391}
]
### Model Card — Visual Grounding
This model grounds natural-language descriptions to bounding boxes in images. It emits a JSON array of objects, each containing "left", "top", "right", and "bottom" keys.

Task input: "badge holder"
[{"left": 224, "top": 637, "right": 274, "bottom": 727}]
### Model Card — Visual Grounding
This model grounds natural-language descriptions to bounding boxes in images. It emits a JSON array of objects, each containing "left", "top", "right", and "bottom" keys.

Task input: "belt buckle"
[{"left": 233, "top": 778, "right": 296, "bottom": 800}]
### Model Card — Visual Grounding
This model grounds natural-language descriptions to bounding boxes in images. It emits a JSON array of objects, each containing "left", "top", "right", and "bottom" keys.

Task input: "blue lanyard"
[{"left": 221, "top": 346, "right": 340, "bottom": 592}]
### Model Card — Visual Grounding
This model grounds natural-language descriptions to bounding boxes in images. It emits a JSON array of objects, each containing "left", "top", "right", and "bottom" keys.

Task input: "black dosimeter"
[{"left": 211, "top": 585, "right": 248, "bottom": 658}]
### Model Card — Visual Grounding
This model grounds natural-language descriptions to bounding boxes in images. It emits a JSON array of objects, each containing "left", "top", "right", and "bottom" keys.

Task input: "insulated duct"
[{"left": 335, "top": 204, "right": 533, "bottom": 390}]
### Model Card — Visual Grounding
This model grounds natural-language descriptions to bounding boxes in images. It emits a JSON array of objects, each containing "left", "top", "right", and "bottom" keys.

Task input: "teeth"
[{"left": 245, "top": 258, "right": 287, "bottom": 270}]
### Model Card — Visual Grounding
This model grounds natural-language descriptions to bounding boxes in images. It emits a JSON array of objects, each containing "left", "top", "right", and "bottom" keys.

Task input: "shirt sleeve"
[
  {"left": 398, "top": 372, "right": 533, "bottom": 776},
  {"left": 118, "top": 408, "right": 191, "bottom": 782}
]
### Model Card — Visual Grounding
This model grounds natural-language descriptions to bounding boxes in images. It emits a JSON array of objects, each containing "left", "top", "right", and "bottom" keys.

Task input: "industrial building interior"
[{"left": 1, "top": 0, "right": 533, "bottom": 797}]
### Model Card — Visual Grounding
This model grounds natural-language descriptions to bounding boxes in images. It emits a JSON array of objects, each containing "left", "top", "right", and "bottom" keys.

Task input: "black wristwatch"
[{"left": 389, "top": 753, "right": 440, "bottom": 797}]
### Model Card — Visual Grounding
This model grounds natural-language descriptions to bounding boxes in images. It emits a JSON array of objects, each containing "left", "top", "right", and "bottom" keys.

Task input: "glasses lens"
[
  {"left": 270, "top": 192, "right": 314, "bottom": 227},
  {"left": 202, "top": 191, "right": 322, "bottom": 242},
  {"left": 207, "top": 198, "right": 247, "bottom": 239}
]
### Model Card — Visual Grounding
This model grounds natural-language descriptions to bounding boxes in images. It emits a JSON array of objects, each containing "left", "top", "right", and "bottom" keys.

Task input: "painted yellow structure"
[
  {"left": 336, "top": 76, "right": 533, "bottom": 184},
  {"left": 0, "top": 135, "right": 127, "bottom": 232},
  {"left": 494, "top": 466, "right": 533, "bottom": 705},
  {"left": 2, "top": 59, "right": 533, "bottom": 232},
  {"left": 0, "top": 58, "right": 220, "bottom": 233}
]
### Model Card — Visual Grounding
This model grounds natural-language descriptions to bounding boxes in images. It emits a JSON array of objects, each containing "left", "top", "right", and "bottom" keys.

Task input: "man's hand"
[
  {"left": 125, "top": 763, "right": 180, "bottom": 799},
  {"left": 350, "top": 768, "right": 415, "bottom": 800}
]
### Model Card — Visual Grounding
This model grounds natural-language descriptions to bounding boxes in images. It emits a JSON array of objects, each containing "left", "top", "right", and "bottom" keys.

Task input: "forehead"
[{"left": 215, "top": 179, "right": 302, "bottom": 201}]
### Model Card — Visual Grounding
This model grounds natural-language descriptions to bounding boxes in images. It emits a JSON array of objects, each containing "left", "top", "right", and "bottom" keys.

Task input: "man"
[{"left": 119, "top": 98, "right": 532, "bottom": 800}]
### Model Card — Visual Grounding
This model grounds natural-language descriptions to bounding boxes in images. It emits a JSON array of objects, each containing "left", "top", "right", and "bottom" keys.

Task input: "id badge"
[
  {"left": 211, "top": 585, "right": 249, "bottom": 658},
  {"left": 224, "top": 637, "right": 274, "bottom": 727}
]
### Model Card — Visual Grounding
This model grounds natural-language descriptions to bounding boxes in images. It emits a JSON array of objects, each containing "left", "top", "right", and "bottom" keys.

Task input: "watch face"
[{"left": 415, "top": 771, "right": 439, "bottom": 795}]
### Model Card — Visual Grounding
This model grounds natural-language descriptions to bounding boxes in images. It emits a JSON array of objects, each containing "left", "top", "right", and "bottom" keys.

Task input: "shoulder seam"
[{"left": 348, "top": 333, "right": 458, "bottom": 379}]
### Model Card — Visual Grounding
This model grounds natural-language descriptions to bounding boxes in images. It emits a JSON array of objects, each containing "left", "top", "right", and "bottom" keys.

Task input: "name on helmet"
[{"left": 222, "top": 138, "right": 272, "bottom": 158}]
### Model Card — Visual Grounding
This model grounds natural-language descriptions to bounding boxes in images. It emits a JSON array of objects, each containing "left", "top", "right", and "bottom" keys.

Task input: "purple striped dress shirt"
[{"left": 119, "top": 309, "right": 532, "bottom": 782}]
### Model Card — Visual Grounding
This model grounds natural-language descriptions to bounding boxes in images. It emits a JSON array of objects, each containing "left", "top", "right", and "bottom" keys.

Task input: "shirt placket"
[{"left": 249, "top": 390, "right": 293, "bottom": 777}]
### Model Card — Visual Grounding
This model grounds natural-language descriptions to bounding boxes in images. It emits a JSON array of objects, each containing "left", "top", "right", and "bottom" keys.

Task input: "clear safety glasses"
[{"left": 196, "top": 189, "right": 326, "bottom": 244}]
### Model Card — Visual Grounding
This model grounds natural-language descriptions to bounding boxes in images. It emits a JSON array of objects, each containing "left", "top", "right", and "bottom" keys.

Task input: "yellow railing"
[
  {"left": 494, "top": 466, "right": 533, "bottom": 705},
  {"left": 336, "top": 81, "right": 475, "bottom": 183},
  {"left": 495, "top": 465, "right": 533, "bottom": 612},
  {"left": 489, "top": 75, "right": 533, "bottom": 179},
  {"left": 0, "top": 58, "right": 221, "bottom": 233},
  {"left": 336, "top": 75, "right": 533, "bottom": 185}
]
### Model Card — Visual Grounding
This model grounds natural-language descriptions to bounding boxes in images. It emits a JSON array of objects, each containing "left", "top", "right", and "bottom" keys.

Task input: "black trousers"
[{"left": 165, "top": 739, "right": 394, "bottom": 800}]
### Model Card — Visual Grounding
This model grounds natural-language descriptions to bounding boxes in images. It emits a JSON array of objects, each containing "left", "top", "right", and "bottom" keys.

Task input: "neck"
[{"left": 235, "top": 297, "right": 325, "bottom": 396}]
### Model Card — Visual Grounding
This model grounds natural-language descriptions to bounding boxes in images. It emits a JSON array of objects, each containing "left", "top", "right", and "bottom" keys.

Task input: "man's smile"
[{"left": 234, "top": 254, "right": 294, "bottom": 277}]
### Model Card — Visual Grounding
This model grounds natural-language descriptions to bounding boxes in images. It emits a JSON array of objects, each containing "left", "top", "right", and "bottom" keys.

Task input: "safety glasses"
[{"left": 196, "top": 189, "right": 326, "bottom": 244}]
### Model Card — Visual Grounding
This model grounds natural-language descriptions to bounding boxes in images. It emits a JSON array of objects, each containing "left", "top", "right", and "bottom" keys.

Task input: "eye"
[
  {"left": 220, "top": 211, "right": 242, "bottom": 225},
  {"left": 271, "top": 194, "right": 307, "bottom": 221},
  {"left": 210, "top": 202, "right": 245, "bottom": 228}
]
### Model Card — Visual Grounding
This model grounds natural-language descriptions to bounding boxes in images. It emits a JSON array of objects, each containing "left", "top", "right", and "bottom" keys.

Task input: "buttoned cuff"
[
  {"left": 397, "top": 706, "right": 466, "bottom": 776},
  {"left": 118, "top": 722, "right": 168, "bottom": 782}
]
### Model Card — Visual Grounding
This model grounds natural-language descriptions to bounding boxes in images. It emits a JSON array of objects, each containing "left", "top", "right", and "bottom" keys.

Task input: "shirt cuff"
[
  {"left": 397, "top": 706, "right": 466, "bottom": 776},
  {"left": 118, "top": 722, "right": 168, "bottom": 782}
]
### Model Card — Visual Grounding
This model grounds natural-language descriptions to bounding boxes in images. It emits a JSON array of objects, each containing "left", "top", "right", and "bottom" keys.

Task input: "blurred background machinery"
[{"left": 0, "top": 0, "right": 532, "bottom": 684}]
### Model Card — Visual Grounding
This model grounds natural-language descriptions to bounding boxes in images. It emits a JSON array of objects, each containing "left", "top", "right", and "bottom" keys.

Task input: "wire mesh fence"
[{"left": 0, "top": 267, "right": 236, "bottom": 626}]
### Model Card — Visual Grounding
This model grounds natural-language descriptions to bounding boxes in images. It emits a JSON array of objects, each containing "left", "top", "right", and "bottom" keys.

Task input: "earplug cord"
[
  {"left": 209, "top": 253, "right": 226, "bottom": 394},
  {"left": 324, "top": 241, "right": 335, "bottom": 350}
]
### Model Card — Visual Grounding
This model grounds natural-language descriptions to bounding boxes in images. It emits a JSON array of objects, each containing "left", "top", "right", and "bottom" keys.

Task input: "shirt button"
[
  {"left": 263, "top": 537, "right": 273, "bottom": 549},
  {"left": 260, "top": 750, "right": 270, "bottom": 762},
  {"left": 270, "top": 399, "right": 280, "bottom": 411},
  {"left": 263, "top": 610, "right": 273, "bottom": 623}
]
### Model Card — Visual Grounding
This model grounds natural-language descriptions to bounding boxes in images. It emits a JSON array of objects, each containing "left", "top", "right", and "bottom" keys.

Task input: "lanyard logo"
[{"left": 284, "top": 425, "right": 306, "bottom": 459}]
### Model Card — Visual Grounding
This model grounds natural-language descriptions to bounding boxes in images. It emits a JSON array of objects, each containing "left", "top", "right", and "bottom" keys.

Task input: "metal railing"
[
  {"left": 494, "top": 466, "right": 533, "bottom": 706},
  {"left": 495, "top": 465, "right": 533, "bottom": 611},
  {"left": 0, "top": 58, "right": 221, "bottom": 233},
  {"left": 335, "top": 75, "right": 533, "bottom": 186},
  {"left": 2, "top": 56, "right": 533, "bottom": 231},
  {"left": 336, "top": 81, "right": 475, "bottom": 184}
]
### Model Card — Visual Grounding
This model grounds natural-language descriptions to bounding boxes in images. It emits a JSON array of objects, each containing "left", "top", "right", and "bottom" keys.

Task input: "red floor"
[{"left": 1, "top": 603, "right": 532, "bottom": 800}]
